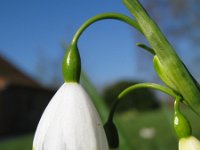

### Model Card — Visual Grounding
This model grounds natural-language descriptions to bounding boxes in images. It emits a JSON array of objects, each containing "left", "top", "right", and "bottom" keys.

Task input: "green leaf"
[{"left": 123, "top": 0, "right": 200, "bottom": 116}]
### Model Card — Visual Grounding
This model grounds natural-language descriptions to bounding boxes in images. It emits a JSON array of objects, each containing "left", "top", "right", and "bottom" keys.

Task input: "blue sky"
[
  {"left": 1, "top": 0, "right": 199, "bottom": 89},
  {"left": 0, "top": 0, "right": 148, "bottom": 88}
]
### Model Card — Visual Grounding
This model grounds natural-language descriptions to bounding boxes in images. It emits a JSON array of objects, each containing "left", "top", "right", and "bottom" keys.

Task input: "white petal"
[
  {"left": 33, "top": 83, "right": 109, "bottom": 150},
  {"left": 33, "top": 83, "right": 66, "bottom": 150},
  {"left": 179, "top": 136, "right": 200, "bottom": 150}
]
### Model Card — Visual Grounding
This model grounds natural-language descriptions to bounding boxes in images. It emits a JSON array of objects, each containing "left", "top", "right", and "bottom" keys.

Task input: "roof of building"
[{"left": 0, "top": 54, "right": 41, "bottom": 88}]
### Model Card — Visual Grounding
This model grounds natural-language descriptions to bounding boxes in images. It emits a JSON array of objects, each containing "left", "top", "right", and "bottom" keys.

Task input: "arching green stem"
[
  {"left": 71, "top": 13, "right": 143, "bottom": 45},
  {"left": 63, "top": 13, "right": 143, "bottom": 83},
  {"left": 107, "top": 100, "right": 120, "bottom": 122},
  {"left": 107, "top": 83, "right": 180, "bottom": 123},
  {"left": 104, "top": 82, "right": 181, "bottom": 148},
  {"left": 63, "top": 13, "right": 144, "bottom": 83},
  {"left": 118, "top": 83, "right": 180, "bottom": 99}
]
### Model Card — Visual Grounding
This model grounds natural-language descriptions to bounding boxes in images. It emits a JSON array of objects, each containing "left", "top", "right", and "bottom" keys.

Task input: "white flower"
[
  {"left": 33, "top": 82, "right": 109, "bottom": 150},
  {"left": 179, "top": 136, "right": 200, "bottom": 150}
]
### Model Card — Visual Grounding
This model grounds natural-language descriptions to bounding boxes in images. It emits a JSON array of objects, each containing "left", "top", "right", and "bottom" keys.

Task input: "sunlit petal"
[
  {"left": 33, "top": 83, "right": 109, "bottom": 150},
  {"left": 179, "top": 136, "right": 200, "bottom": 150}
]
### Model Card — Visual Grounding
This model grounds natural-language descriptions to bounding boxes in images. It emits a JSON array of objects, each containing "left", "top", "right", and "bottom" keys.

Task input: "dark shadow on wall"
[{"left": 0, "top": 84, "right": 55, "bottom": 137}]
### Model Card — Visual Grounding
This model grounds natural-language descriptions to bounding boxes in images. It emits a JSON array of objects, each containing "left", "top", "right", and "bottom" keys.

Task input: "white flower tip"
[
  {"left": 33, "top": 83, "right": 109, "bottom": 150},
  {"left": 179, "top": 136, "right": 200, "bottom": 150}
]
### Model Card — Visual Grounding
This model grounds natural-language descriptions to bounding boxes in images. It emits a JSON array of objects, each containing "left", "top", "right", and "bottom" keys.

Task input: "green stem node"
[
  {"left": 62, "top": 44, "right": 81, "bottom": 82},
  {"left": 174, "top": 98, "right": 192, "bottom": 139}
]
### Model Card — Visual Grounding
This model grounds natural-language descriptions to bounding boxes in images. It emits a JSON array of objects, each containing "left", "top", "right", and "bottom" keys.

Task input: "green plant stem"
[
  {"left": 105, "top": 82, "right": 181, "bottom": 148},
  {"left": 118, "top": 83, "right": 180, "bottom": 99},
  {"left": 71, "top": 13, "right": 142, "bottom": 45},
  {"left": 174, "top": 97, "right": 181, "bottom": 113},
  {"left": 107, "top": 82, "right": 180, "bottom": 133},
  {"left": 106, "top": 83, "right": 180, "bottom": 125},
  {"left": 107, "top": 100, "right": 120, "bottom": 122}
]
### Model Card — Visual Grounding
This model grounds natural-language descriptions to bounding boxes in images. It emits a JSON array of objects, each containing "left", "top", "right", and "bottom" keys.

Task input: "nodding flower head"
[{"left": 33, "top": 82, "right": 109, "bottom": 150}]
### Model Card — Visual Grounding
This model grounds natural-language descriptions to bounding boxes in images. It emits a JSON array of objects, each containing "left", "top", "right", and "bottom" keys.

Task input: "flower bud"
[{"left": 104, "top": 120, "right": 119, "bottom": 149}]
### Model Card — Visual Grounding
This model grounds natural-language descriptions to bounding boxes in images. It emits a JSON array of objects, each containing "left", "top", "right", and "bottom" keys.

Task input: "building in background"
[{"left": 0, "top": 55, "right": 55, "bottom": 137}]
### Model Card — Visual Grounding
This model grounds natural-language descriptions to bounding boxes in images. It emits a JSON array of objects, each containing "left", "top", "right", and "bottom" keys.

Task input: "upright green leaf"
[{"left": 123, "top": 0, "right": 200, "bottom": 116}]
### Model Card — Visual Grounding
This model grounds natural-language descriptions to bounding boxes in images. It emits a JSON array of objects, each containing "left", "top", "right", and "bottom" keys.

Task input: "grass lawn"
[
  {"left": 0, "top": 106, "right": 200, "bottom": 150},
  {"left": 0, "top": 134, "right": 33, "bottom": 150},
  {"left": 116, "top": 105, "right": 200, "bottom": 150},
  {"left": 117, "top": 107, "right": 177, "bottom": 150}
]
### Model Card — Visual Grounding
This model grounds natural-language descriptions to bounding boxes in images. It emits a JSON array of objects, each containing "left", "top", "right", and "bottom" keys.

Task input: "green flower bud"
[
  {"left": 174, "top": 100, "right": 192, "bottom": 139},
  {"left": 62, "top": 44, "right": 81, "bottom": 83},
  {"left": 104, "top": 120, "right": 119, "bottom": 149}
]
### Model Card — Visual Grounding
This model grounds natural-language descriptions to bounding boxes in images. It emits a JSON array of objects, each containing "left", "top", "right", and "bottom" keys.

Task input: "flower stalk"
[{"left": 71, "top": 13, "right": 142, "bottom": 46}]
